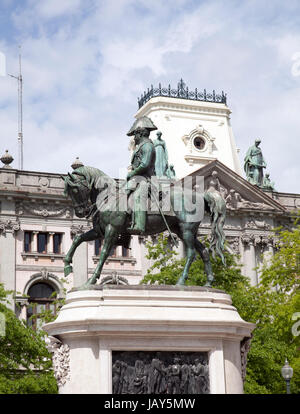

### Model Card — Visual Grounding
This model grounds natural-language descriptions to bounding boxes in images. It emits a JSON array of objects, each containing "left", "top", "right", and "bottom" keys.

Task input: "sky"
[{"left": 0, "top": 0, "right": 299, "bottom": 193}]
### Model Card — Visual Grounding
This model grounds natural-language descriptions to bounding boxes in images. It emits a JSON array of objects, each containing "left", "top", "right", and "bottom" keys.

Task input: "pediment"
[{"left": 186, "top": 160, "right": 285, "bottom": 212}]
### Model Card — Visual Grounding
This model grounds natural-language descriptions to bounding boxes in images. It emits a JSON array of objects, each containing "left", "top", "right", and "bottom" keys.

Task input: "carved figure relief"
[
  {"left": 112, "top": 351, "right": 209, "bottom": 394},
  {"left": 225, "top": 191, "right": 271, "bottom": 211},
  {"left": 244, "top": 218, "right": 271, "bottom": 230},
  {"left": 240, "top": 335, "right": 252, "bottom": 382},
  {"left": 45, "top": 336, "right": 70, "bottom": 387}
]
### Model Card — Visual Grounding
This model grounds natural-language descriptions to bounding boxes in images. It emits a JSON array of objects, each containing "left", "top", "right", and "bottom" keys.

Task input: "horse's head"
[{"left": 63, "top": 171, "right": 92, "bottom": 218}]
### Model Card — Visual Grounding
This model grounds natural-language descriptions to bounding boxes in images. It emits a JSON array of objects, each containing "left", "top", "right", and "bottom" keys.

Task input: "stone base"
[{"left": 43, "top": 285, "right": 255, "bottom": 394}]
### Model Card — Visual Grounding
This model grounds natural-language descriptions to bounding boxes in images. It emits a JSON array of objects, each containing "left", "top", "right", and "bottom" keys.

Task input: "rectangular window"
[
  {"left": 109, "top": 246, "right": 116, "bottom": 257},
  {"left": 121, "top": 246, "right": 129, "bottom": 257},
  {"left": 37, "top": 233, "right": 48, "bottom": 253},
  {"left": 95, "top": 239, "right": 101, "bottom": 256},
  {"left": 24, "top": 231, "right": 32, "bottom": 252},
  {"left": 53, "top": 234, "right": 62, "bottom": 254}
]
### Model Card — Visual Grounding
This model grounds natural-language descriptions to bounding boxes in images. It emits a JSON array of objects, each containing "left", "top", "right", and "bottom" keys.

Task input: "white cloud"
[
  {"left": 30, "top": 0, "right": 82, "bottom": 19},
  {"left": 1, "top": 0, "right": 300, "bottom": 192}
]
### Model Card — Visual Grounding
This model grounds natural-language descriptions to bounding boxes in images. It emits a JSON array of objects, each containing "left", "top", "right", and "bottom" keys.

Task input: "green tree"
[
  {"left": 0, "top": 283, "right": 58, "bottom": 394},
  {"left": 141, "top": 224, "right": 300, "bottom": 394}
]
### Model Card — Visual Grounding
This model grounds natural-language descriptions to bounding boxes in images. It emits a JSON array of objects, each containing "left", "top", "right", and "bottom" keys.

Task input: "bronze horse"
[{"left": 63, "top": 166, "right": 226, "bottom": 289}]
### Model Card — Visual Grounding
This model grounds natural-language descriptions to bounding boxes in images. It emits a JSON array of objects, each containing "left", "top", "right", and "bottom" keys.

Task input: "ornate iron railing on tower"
[{"left": 138, "top": 79, "right": 227, "bottom": 109}]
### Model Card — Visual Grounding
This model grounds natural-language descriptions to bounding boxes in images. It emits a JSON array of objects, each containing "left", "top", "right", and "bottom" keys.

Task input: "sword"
[{"left": 150, "top": 184, "right": 179, "bottom": 248}]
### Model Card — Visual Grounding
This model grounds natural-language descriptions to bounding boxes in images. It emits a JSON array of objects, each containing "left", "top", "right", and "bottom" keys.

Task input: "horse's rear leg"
[
  {"left": 194, "top": 238, "right": 214, "bottom": 287},
  {"left": 79, "top": 224, "right": 118, "bottom": 289},
  {"left": 176, "top": 227, "right": 196, "bottom": 286}
]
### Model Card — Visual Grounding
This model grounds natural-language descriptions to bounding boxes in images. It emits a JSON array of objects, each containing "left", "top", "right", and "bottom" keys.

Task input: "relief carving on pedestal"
[
  {"left": 240, "top": 335, "right": 252, "bottom": 382},
  {"left": 112, "top": 351, "right": 209, "bottom": 394},
  {"left": 45, "top": 336, "right": 70, "bottom": 387}
]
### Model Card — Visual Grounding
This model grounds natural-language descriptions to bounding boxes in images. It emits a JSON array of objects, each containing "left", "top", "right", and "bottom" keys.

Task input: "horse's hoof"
[
  {"left": 64, "top": 265, "right": 73, "bottom": 277},
  {"left": 77, "top": 277, "right": 97, "bottom": 290}
]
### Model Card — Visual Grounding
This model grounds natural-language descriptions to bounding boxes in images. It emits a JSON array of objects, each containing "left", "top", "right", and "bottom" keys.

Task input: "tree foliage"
[
  {"left": 0, "top": 284, "right": 58, "bottom": 394},
  {"left": 141, "top": 221, "right": 300, "bottom": 394}
]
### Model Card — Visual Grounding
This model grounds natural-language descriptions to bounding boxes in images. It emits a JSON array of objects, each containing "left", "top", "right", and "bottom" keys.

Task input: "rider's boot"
[{"left": 130, "top": 210, "right": 146, "bottom": 235}]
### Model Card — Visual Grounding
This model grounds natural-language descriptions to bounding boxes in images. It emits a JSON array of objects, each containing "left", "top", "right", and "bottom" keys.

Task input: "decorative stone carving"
[
  {"left": 40, "top": 267, "right": 49, "bottom": 280},
  {"left": 112, "top": 351, "right": 209, "bottom": 394},
  {"left": 16, "top": 201, "right": 72, "bottom": 218},
  {"left": 71, "top": 157, "right": 84, "bottom": 170},
  {"left": 225, "top": 190, "right": 272, "bottom": 211},
  {"left": 226, "top": 236, "right": 240, "bottom": 255},
  {"left": 182, "top": 124, "right": 216, "bottom": 156},
  {"left": 244, "top": 218, "right": 271, "bottom": 230},
  {"left": 99, "top": 271, "right": 129, "bottom": 286},
  {"left": 240, "top": 335, "right": 252, "bottom": 382},
  {"left": 241, "top": 233, "right": 255, "bottom": 245},
  {"left": 70, "top": 224, "right": 91, "bottom": 238},
  {"left": 38, "top": 177, "right": 50, "bottom": 188},
  {"left": 15, "top": 296, "right": 29, "bottom": 308},
  {"left": 206, "top": 170, "right": 227, "bottom": 199},
  {"left": 0, "top": 219, "right": 20, "bottom": 235},
  {"left": 45, "top": 336, "right": 70, "bottom": 387},
  {"left": 0, "top": 150, "right": 14, "bottom": 168},
  {"left": 224, "top": 224, "right": 242, "bottom": 230}
]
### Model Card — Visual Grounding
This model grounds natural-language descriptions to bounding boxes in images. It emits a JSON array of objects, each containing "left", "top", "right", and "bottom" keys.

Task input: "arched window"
[{"left": 26, "top": 282, "right": 57, "bottom": 330}]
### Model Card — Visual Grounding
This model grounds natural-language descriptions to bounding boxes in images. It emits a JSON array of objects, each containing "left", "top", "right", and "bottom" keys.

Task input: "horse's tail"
[{"left": 204, "top": 190, "right": 226, "bottom": 265}]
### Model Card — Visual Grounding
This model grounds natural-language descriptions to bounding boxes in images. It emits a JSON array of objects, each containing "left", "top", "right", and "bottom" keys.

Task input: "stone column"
[
  {"left": 0, "top": 219, "right": 20, "bottom": 311},
  {"left": 32, "top": 231, "right": 39, "bottom": 252},
  {"left": 48, "top": 232, "right": 55, "bottom": 253},
  {"left": 241, "top": 234, "right": 257, "bottom": 285},
  {"left": 70, "top": 226, "right": 88, "bottom": 287},
  {"left": 263, "top": 237, "right": 274, "bottom": 266}
]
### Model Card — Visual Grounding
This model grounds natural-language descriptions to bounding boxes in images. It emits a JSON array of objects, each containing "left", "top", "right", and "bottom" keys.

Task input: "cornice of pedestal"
[{"left": 43, "top": 286, "right": 255, "bottom": 342}]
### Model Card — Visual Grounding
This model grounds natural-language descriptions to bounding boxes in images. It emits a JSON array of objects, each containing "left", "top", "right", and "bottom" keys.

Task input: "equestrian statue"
[{"left": 63, "top": 116, "right": 226, "bottom": 289}]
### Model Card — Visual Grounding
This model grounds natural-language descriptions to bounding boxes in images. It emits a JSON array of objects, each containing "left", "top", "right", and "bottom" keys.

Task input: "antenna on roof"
[{"left": 9, "top": 45, "right": 23, "bottom": 170}]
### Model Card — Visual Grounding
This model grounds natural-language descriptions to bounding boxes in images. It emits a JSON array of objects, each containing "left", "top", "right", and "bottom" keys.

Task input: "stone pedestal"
[{"left": 43, "top": 285, "right": 255, "bottom": 394}]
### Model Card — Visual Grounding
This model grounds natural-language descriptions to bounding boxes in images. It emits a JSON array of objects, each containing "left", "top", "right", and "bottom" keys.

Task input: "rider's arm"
[{"left": 129, "top": 143, "right": 154, "bottom": 177}]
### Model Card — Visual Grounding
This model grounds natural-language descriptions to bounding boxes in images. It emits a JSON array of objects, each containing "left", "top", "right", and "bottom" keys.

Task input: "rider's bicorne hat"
[{"left": 127, "top": 116, "right": 157, "bottom": 136}]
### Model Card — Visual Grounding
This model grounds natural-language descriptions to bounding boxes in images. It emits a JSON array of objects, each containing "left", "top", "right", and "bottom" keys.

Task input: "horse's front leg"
[
  {"left": 195, "top": 238, "right": 214, "bottom": 287},
  {"left": 176, "top": 227, "right": 196, "bottom": 286},
  {"left": 79, "top": 224, "right": 118, "bottom": 289},
  {"left": 64, "top": 229, "right": 100, "bottom": 277}
]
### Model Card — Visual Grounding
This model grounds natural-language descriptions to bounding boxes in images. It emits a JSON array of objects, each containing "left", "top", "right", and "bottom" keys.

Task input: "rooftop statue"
[
  {"left": 63, "top": 116, "right": 226, "bottom": 289},
  {"left": 166, "top": 164, "right": 176, "bottom": 179},
  {"left": 262, "top": 173, "right": 275, "bottom": 191},
  {"left": 244, "top": 139, "right": 266, "bottom": 187},
  {"left": 153, "top": 131, "right": 168, "bottom": 178}
]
